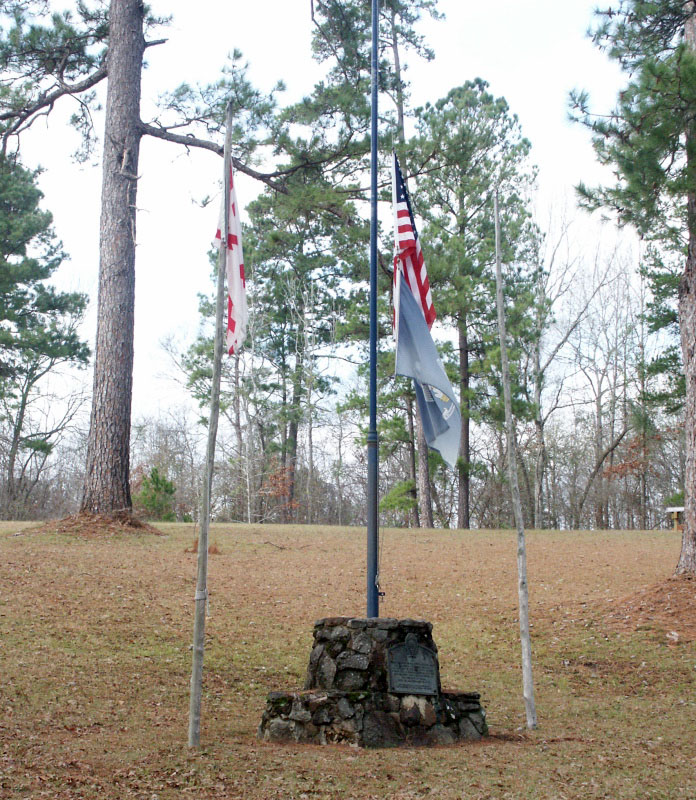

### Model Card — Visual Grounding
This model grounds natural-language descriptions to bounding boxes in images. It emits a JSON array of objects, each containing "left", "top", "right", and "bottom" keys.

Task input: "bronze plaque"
[{"left": 387, "top": 633, "right": 439, "bottom": 696}]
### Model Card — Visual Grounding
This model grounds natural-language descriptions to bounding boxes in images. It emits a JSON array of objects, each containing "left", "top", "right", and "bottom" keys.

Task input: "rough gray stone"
[
  {"left": 312, "top": 707, "right": 331, "bottom": 725},
  {"left": 294, "top": 722, "right": 319, "bottom": 742},
  {"left": 458, "top": 717, "right": 483, "bottom": 741},
  {"left": 400, "top": 696, "right": 435, "bottom": 727},
  {"left": 336, "top": 651, "right": 370, "bottom": 671},
  {"left": 325, "top": 640, "right": 346, "bottom": 658},
  {"left": 337, "top": 716, "right": 358, "bottom": 734},
  {"left": 307, "top": 693, "right": 328, "bottom": 712},
  {"left": 316, "top": 616, "right": 351, "bottom": 628},
  {"left": 337, "top": 697, "right": 355, "bottom": 719},
  {"left": 289, "top": 699, "right": 312, "bottom": 723},
  {"left": 373, "top": 619, "right": 399, "bottom": 630},
  {"left": 422, "top": 701, "right": 437, "bottom": 728},
  {"left": 305, "top": 644, "right": 325, "bottom": 688},
  {"left": 362, "top": 710, "right": 404, "bottom": 748},
  {"left": 308, "top": 644, "right": 324, "bottom": 668},
  {"left": 426, "top": 724, "right": 456, "bottom": 746},
  {"left": 351, "top": 632, "right": 373, "bottom": 654},
  {"left": 265, "top": 718, "right": 295, "bottom": 742},
  {"left": 385, "top": 693, "right": 401, "bottom": 713},
  {"left": 468, "top": 710, "right": 488, "bottom": 736},
  {"left": 328, "top": 626, "right": 351, "bottom": 642},
  {"left": 316, "top": 652, "right": 337, "bottom": 689},
  {"left": 400, "top": 702, "right": 422, "bottom": 727},
  {"left": 335, "top": 669, "right": 366, "bottom": 691},
  {"left": 372, "top": 628, "right": 389, "bottom": 642},
  {"left": 400, "top": 619, "right": 432, "bottom": 631},
  {"left": 266, "top": 692, "right": 292, "bottom": 717}
]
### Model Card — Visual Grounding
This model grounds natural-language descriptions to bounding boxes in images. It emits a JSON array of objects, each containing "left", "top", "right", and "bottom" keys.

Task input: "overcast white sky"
[{"left": 22, "top": 0, "right": 626, "bottom": 418}]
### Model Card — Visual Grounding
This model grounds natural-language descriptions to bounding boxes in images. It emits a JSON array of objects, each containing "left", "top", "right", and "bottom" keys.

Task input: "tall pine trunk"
[
  {"left": 457, "top": 320, "right": 470, "bottom": 529},
  {"left": 405, "top": 396, "right": 420, "bottom": 527},
  {"left": 677, "top": 6, "right": 696, "bottom": 573},
  {"left": 417, "top": 420, "right": 434, "bottom": 528},
  {"left": 81, "top": 0, "right": 144, "bottom": 514},
  {"left": 390, "top": 6, "right": 433, "bottom": 528}
]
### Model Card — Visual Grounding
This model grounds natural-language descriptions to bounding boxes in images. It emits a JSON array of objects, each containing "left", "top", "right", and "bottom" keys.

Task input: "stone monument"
[{"left": 258, "top": 617, "right": 487, "bottom": 747}]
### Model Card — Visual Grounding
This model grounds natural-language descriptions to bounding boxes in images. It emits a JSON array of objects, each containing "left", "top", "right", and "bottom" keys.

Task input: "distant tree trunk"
[
  {"left": 81, "top": 0, "right": 144, "bottom": 514},
  {"left": 307, "top": 385, "right": 315, "bottom": 525},
  {"left": 532, "top": 311, "right": 545, "bottom": 529},
  {"left": 285, "top": 359, "right": 303, "bottom": 522},
  {"left": 593, "top": 392, "right": 605, "bottom": 529},
  {"left": 677, "top": 6, "right": 696, "bottom": 574},
  {"left": 457, "top": 320, "right": 470, "bottom": 529},
  {"left": 533, "top": 418, "right": 546, "bottom": 529},
  {"left": 679, "top": 225, "right": 696, "bottom": 569},
  {"left": 4, "top": 378, "right": 29, "bottom": 515},
  {"left": 417, "top": 418, "right": 434, "bottom": 528},
  {"left": 336, "top": 413, "right": 345, "bottom": 526},
  {"left": 232, "top": 353, "right": 246, "bottom": 520},
  {"left": 390, "top": 8, "right": 432, "bottom": 529},
  {"left": 405, "top": 395, "right": 420, "bottom": 528}
]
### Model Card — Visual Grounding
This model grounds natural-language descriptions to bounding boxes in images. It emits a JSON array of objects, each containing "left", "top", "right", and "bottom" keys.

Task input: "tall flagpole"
[
  {"left": 366, "top": 0, "right": 380, "bottom": 618},
  {"left": 188, "top": 102, "right": 233, "bottom": 747}
]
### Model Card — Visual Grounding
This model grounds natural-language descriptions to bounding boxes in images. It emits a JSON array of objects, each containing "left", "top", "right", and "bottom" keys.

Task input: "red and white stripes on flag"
[
  {"left": 392, "top": 151, "right": 435, "bottom": 330},
  {"left": 215, "top": 166, "right": 247, "bottom": 354}
]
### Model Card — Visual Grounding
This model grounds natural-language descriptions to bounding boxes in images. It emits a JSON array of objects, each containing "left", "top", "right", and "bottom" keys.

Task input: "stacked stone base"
[
  {"left": 259, "top": 688, "right": 487, "bottom": 748},
  {"left": 258, "top": 617, "right": 488, "bottom": 748}
]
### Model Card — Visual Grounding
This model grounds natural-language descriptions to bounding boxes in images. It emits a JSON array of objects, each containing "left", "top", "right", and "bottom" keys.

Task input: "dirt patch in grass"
[
  {"left": 23, "top": 510, "right": 164, "bottom": 538},
  {"left": 605, "top": 573, "right": 696, "bottom": 642},
  {"left": 184, "top": 537, "right": 222, "bottom": 554}
]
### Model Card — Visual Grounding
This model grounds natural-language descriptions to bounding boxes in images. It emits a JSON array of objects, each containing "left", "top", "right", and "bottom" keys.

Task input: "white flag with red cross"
[{"left": 215, "top": 166, "right": 247, "bottom": 354}]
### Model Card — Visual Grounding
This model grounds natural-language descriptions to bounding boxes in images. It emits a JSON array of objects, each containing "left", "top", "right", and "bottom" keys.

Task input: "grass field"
[{"left": 1, "top": 520, "right": 695, "bottom": 799}]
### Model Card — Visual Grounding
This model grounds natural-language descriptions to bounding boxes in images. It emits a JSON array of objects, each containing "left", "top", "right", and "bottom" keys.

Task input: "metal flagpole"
[
  {"left": 188, "top": 102, "right": 233, "bottom": 747},
  {"left": 366, "top": 0, "right": 380, "bottom": 618}
]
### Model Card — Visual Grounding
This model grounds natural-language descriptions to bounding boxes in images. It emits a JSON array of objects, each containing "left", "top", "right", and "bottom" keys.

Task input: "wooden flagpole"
[
  {"left": 494, "top": 190, "right": 538, "bottom": 730},
  {"left": 188, "top": 102, "right": 233, "bottom": 748}
]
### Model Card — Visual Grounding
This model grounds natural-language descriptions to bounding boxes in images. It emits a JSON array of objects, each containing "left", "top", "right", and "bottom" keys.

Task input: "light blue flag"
[{"left": 395, "top": 273, "right": 461, "bottom": 470}]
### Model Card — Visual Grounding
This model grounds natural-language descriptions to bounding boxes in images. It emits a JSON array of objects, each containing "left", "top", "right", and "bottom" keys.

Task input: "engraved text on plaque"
[{"left": 387, "top": 633, "right": 439, "bottom": 696}]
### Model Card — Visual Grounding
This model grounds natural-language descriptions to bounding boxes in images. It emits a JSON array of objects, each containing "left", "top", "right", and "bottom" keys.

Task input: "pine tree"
[
  {"left": 0, "top": 1, "right": 290, "bottom": 516},
  {"left": 412, "top": 80, "right": 538, "bottom": 528},
  {"left": 0, "top": 156, "right": 89, "bottom": 516},
  {"left": 570, "top": 0, "right": 696, "bottom": 572}
]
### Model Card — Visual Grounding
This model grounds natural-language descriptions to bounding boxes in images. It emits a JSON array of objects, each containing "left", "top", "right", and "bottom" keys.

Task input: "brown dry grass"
[{"left": 1, "top": 522, "right": 694, "bottom": 799}]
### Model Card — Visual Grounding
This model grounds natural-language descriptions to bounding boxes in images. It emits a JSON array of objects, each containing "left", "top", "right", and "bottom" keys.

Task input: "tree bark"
[
  {"left": 285, "top": 357, "right": 303, "bottom": 522},
  {"left": 405, "top": 395, "right": 420, "bottom": 528},
  {"left": 457, "top": 319, "right": 470, "bottom": 529},
  {"left": 417, "top": 416, "right": 434, "bottom": 528},
  {"left": 81, "top": 0, "right": 144, "bottom": 514},
  {"left": 677, "top": 5, "right": 696, "bottom": 573},
  {"left": 494, "top": 191, "right": 537, "bottom": 729},
  {"left": 678, "top": 231, "right": 696, "bottom": 571}
]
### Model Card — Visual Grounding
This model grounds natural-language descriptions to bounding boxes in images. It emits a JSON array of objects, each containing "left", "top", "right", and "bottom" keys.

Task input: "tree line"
[{"left": 0, "top": 2, "right": 693, "bottom": 565}]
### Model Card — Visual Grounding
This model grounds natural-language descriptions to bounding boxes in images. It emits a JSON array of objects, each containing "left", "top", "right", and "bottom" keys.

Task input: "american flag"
[
  {"left": 392, "top": 151, "right": 435, "bottom": 329},
  {"left": 215, "top": 165, "right": 247, "bottom": 355}
]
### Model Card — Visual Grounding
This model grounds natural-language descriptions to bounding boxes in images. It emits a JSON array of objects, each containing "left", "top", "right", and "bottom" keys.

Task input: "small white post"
[
  {"left": 188, "top": 103, "right": 233, "bottom": 748},
  {"left": 494, "top": 189, "right": 538, "bottom": 730}
]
